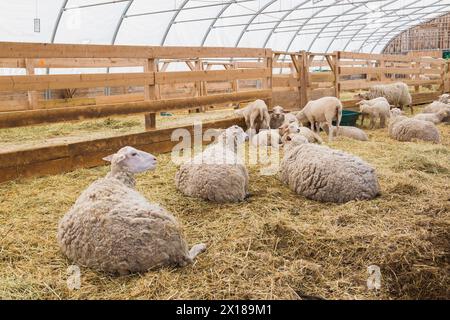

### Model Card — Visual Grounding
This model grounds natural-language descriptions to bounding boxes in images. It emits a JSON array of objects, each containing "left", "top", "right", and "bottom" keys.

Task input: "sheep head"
[{"left": 103, "top": 146, "right": 157, "bottom": 174}]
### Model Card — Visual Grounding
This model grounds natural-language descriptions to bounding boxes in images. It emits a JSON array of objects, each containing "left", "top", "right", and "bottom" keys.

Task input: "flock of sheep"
[{"left": 57, "top": 81, "right": 449, "bottom": 276}]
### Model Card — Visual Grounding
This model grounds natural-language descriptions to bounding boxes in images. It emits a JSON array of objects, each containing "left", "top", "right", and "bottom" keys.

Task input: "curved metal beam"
[
  {"left": 262, "top": 0, "right": 311, "bottom": 48},
  {"left": 368, "top": 5, "right": 449, "bottom": 53},
  {"left": 284, "top": 0, "right": 345, "bottom": 53},
  {"left": 160, "top": 0, "right": 190, "bottom": 46},
  {"left": 200, "top": 0, "right": 236, "bottom": 46},
  {"left": 342, "top": 0, "right": 428, "bottom": 52},
  {"left": 234, "top": 0, "right": 278, "bottom": 47},
  {"left": 307, "top": 0, "right": 399, "bottom": 53},
  {"left": 50, "top": 0, "right": 69, "bottom": 43},
  {"left": 111, "top": 0, "right": 133, "bottom": 44}
]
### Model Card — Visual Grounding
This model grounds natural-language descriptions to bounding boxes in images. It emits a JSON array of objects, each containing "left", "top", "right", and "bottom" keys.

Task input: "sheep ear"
[{"left": 102, "top": 154, "right": 115, "bottom": 162}]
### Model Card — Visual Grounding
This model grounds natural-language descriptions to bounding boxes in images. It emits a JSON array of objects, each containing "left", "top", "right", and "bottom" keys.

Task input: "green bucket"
[{"left": 333, "top": 110, "right": 361, "bottom": 126}]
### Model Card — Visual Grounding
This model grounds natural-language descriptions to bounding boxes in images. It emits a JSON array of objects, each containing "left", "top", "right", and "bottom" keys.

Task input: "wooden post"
[
  {"left": 25, "top": 59, "right": 39, "bottom": 109},
  {"left": 144, "top": 58, "right": 157, "bottom": 130},
  {"left": 334, "top": 51, "right": 340, "bottom": 99},
  {"left": 263, "top": 54, "right": 273, "bottom": 108}
]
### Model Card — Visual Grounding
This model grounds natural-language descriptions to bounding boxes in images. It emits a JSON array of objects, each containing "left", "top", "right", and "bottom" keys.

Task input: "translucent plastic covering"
[{"left": 0, "top": 0, "right": 449, "bottom": 53}]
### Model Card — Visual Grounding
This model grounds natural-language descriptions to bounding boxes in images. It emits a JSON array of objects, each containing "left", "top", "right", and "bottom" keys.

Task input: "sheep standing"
[
  {"left": 235, "top": 99, "right": 270, "bottom": 133},
  {"left": 57, "top": 146, "right": 206, "bottom": 275},
  {"left": 357, "top": 82, "right": 413, "bottom": 114},
  {"left": 296, "top": 96, "right": 343, "bottom": 141},
  {"left": 388, "top": 113, "right": 441, "bottom": 143},
  {"left": 269, "top": 105, "right": 285, "bottom": 129},
  {"left": 358, "top": 98, "right": 390, "bottom": 128},
  {"left": 280, "top": 138, "right": 379, "bottom": 203},
  {"left": 175, "top": 125, "right": 250, "bottom": 203},
  {"left": 321, "top": 123, "right": 368, "bottom": 141}
]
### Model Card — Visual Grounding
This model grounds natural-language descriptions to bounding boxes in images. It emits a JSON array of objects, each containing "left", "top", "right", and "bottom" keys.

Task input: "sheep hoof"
[{"left": 244, "top": 192, "right": 252, "bottom": 199}]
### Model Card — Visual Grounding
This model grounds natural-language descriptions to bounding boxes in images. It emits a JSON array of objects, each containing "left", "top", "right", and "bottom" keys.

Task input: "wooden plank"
[
  {"left": 0, "top": 72, "right": 155, "bottom": 91},
  {"left": 0, "top": 42, "right": 271, "bottom": 59},
  {"left": 0, "top": 117, "right": 246, "bottom": 183},
  {"left": 25, "top": 59, "right": 38, "bottom": 109},
  {"left": 0, "top": 89, "right": 272, "bottom": 128},
  {"left": 340, "top": 79, "right": 442, "bottom": 90},
  {"left": 339, "top": 66, "right": 442, "bottom": 76},
  {"left": 155, "top": 68, "right": 271, "bottom": 84},
  {"left": 309, "top": 72, "right": 334, "bottom": 82},
  {"left": 34, "top": 58, "right": 146, "bottom": 68},
  {"left": 95, "top": 93, "right": 144, "bottom": 105},
  {"left": 272, "top": 75, "right": 300, "bottom": 88}
]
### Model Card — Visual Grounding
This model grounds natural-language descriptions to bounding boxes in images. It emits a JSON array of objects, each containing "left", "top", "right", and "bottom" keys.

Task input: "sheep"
[
  {"left": 269, "top": 105, "right": 285, "bottom": 129},
  {"left": 279, "top": 121, "right": 323, "bottom": 144},
  {"left": 175, "top": 125, "right": 250, "bottom": 203},
  {"left": 356, "top": 82, "right": 413, "bottom": 114},
  {"left": 296, "top": 96, "right": 343, "bottom": 141},
  {"left": 422, "top": 101, "right": 450, "bottom": 114},
  {"left": 438, "top": 93, "right": 449, "bottom": 104},
  {"left": 390, "top": 107, "right": 404, "bottom": 117},
  {"left": 57, "top": 146, "right": 206, "bottom": 275},
  {"left": 235, "top": 99, "right": 270, "bottom": 133},
  {"left": 321, "top": 123, "right": 368, "bottom": 141},
  {"left": 413, "top": 109, "right": 450, "bottom": 124},
  {"left": 388, "top": 113, "right": 441, "bottom": 143},
  {"left": 251, "top": 129, "right": 281, "bottom": 147},
  {"left": 283, "top": 112, "right": 298, "bottom": 124},
  {"left": 358, "top": 98, "right": 390, "bottom": 128},
  {"left": 280, "top": 138, "right": 379, "bottom": 203}
]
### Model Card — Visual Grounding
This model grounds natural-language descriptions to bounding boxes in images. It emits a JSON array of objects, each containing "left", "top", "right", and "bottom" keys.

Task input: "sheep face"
[
  {"left": 354, "top": 92, "right": 369, "bottom": 100},
  {"left": 271, "top": 106, "right": 284, "bottom": 120},
  {"left": 103, "top": 146, "right": 157, "bottom": 173},
  {"left": 219, "top": 125, "right": 248, "bottom": 146},
  {"left": 296, "top": 111, "right": 308, "bottom": 125},
  {"left": 390, "top": 108, "right": 403, "bottom": 118},
  {"left": 283, "top": 133, "right": 309, "bottom": 151}
]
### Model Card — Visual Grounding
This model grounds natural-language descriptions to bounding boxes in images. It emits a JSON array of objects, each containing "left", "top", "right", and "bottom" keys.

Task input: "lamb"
[
  {"left": 390, "top": 107, "right": 404, "bottom": 117},
  {"left": 279, "top": 121, "right": 323, "bottom": 144},
  {"left": 356, "top": 82, "right": 413, "bottom": 114},
  {"left": 296, "top": 96, "right": 343, "bottom": 141},
  {"left": 438, "top": 93, "right": 449, "bottom": 104},
  {"left": 388, "top": 113, "right": 441, "bottom": 143},
  {"left": 269, "top": 105, "right": 285, "bottom": 129},
  {"left": 422, "top": 101, "right": 450, "bottom": 114},
  {"left": 175, "top": 125, "right": 250, "bottom": 203},
  {"left": 414, "top": 109, "right": 450, "bottom": 124},
  {"left": 283, "top": 112, "right": 298, "bottom": 124},
  {"left": 358, "top": 98, "right": 390, "bottom": 128},
  {"left": 57, "top": 146, "right": 206, "bottom": 275},
  {"left": 235, "top": 99, "right": 270, "bottom": 133},
  {"left": 251, "top": 129, "right": 281, "bottom": 147},
  {"left": 321, "top": 123, "right": 368, "bottom": 141},
  {"left": 280, "top": 137, "right": 379, "bottom": 203}
]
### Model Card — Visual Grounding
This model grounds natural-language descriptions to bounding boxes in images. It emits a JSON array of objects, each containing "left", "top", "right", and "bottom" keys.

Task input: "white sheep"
[
  {"left": 279, "top": 121, "right": 323, "bottom": 144},
  {"left": 358, "top": 98, "right": 391, "bottom": 128},
  {"left": 251, "top": 129, "right": 281, "bottom": 147},
  {"left": 269, "top": 105, "right": 285, "bottom": 129},
  {"left": 57, "top": 146, "right": 206, "bottom": 275},
  {"left": 422, "top": 101, "right": 450, "bottom": 114},
  {"left": 356, "top": 82, "right": 413, "bottom": 114},
  {"left": 321, "top": 123, "right": 368, "bottom": 141},
  {"left": 175, "top": 125, "right": 250, "bottom": 203},
  {"left": 414, "top": 109, "right": 450, "bottom": 124},
  {"left": 235, "top": 99, "right": 270, "bottom": 133},
  {"left": 296, "top": 96, "right": 343, "bottom": 141},
  {"left": 280, "top": 138, "right": 379, "bottom": 203},
  {"left": 390, "top": 107, "right": 404, "bottom": 117},
  {"left": 438, "top": 93, "right": 449, "bottom": 104},
  {"left": 388, "top": 113, "right": 441, "bottom": 143},
  {"left": 283, "top": 112, "right": 298, "bottom": 125}
]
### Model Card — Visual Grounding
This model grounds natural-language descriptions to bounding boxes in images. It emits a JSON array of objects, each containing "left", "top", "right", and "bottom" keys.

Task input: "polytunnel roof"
[{"left": 0, "top": 0, "right": 449, "bottom": 53}]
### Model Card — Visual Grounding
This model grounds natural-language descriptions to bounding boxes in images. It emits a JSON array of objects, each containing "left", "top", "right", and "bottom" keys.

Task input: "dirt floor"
[{"left": 0, "top": 106, "right": 449, "bottom": 300}]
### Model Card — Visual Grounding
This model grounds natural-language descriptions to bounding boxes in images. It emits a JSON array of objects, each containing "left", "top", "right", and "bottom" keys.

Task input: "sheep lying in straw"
[
  {"left": 358, "top": 97, "right": 390, "bottom": 128},
  {"left": 438, "top": 93, "right": 449, "bottom": 104},
  {"left": 321, "top": 123, "right": 368, "bottom": 141},
  {"left": 175, "top": 125, "right": 250, "bottom": 203},
  {"left": 422, "top": 101, "right": 450, "bottom": 121},
  {"left": 388, "top": 113, "right": 441, "bottom": 143},
  {"left": 414, "top": 109, "right": 450, "bottom": 124},
  {"left": 251, "top": 129, "right": 281, "bottom": 147},
  {"left": 235, "top": 99, "right": 270, "bottom": 133},
  {"left": 280, "top": 136, "right": 379, "bottom": 203},
  {"left": 296, "top": 96, "right": 343, "bottom": 141},
  {"left": 356, "top": 82, "right": 413, "bottom": 114},
  {"left": 279, "top": 121, "right": 323, "bottom": 144},
  {"left": 57, "top": 146, "right": 206, "bottom": 275}
]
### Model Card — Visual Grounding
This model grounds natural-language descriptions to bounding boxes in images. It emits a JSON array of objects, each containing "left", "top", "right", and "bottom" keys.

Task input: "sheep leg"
[
  {"left": 361, "top": 114, "right": 365, "bottom": 127},
  {"left": 379, "top": 115, "right": 385, "bottom": 128},
  {"left": 369, "top": 115, "right": 375, "bottom": 129},
  {"left": 188, "top": 243, "right": 207, "bottom": 260},
  {"left": 409, "top": 105, "right": 414, "bottom": 115}
]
